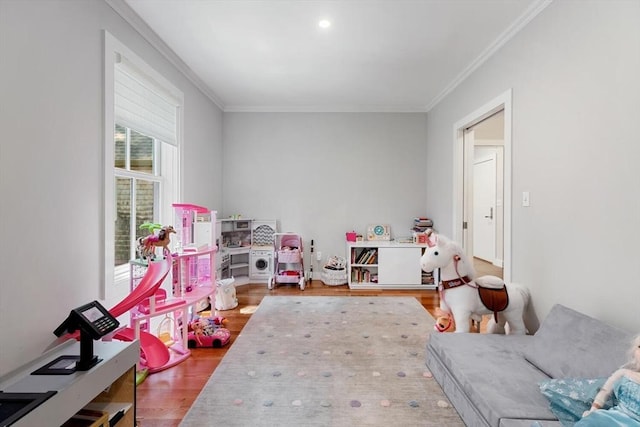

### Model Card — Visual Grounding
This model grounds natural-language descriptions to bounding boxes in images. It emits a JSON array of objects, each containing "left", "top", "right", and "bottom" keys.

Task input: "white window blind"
[{"left": 115, "top": 56, "right": 178, "bottom": 146}]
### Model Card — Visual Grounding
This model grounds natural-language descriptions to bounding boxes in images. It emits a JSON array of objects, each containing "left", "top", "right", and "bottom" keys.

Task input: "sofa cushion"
[
  {"left": 427, "top": 333, "right": 556, "bottom": 426},
  {"left": 523, "top": 304, "right": 632, "bottom": 379}
]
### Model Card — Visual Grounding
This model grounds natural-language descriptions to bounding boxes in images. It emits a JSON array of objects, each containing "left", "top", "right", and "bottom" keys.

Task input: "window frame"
[{"left": 104, "top": 31, "right": 183, "bottom": 298}]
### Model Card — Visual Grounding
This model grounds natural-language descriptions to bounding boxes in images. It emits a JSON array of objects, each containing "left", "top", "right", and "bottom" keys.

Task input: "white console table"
[
  {"left": 347, "top": 241, "right": 438, "bottom": 290},
  {"left": 0, "top": 339, "right": 138, "bottom": 426}
]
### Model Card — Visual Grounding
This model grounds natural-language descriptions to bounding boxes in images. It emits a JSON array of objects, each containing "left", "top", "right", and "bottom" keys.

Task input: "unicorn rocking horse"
[{"left": 420, "top": 232, "right": 529, "bottom": 334}]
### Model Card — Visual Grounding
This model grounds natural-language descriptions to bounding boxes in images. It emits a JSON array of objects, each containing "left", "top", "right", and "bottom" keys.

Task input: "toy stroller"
[{"left": 268, "top": 233, "right": 306, "bottom": 290}]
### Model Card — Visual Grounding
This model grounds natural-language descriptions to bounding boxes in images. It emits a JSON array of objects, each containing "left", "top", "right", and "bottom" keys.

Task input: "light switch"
[{"left": 522, "top": 191, "right": 530, "bottom": 207}]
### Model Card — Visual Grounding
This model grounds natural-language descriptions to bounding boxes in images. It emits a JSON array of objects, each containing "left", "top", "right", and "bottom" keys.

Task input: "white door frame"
[{"left": 452, "top": 89, "right": 512, "bottom": 282}]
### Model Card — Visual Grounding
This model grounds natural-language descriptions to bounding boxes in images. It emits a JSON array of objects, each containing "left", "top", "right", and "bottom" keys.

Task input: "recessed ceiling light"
[{"left": 318, "top": 19, "right": 331, "bottom": 29}]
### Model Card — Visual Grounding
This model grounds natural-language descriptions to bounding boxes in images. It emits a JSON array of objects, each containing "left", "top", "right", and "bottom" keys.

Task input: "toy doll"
[{"left": 576, "top": 334, "right": 640, "bottom": 426}]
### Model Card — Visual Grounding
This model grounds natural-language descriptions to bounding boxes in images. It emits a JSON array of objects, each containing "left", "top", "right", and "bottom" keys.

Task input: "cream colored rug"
[{"left": 180, "top": 296, "right": 463, "bottom": 426}]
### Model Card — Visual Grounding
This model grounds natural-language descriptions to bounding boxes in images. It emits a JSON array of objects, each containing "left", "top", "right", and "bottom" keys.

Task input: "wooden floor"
[{"left": 136, "top": 258, "right": 501, "bottom": 426}]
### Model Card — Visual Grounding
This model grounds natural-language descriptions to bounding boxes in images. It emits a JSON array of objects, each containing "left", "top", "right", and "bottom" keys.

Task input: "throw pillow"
[{"left": 538, "top": 377, "right": 615, "bottom": 426}]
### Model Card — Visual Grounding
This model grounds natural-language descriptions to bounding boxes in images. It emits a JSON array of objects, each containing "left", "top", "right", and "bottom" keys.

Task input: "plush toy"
[
  {"left": 433, "top": 307, "right": 482, "bottom": 333},
  {"left": 421, "top": 233, "right": 529, "bottom": 334},
  {"left": 577, "top": 334, "right": 640, "bottom": 425},
  {"left": 433, "top": 307, "right": 455, "bottom": 332}
]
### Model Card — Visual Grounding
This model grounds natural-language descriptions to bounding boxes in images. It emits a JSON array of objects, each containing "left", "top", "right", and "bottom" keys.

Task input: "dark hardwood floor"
[{"left": 136, "top": 257, "right": 498, "bottom": 426}]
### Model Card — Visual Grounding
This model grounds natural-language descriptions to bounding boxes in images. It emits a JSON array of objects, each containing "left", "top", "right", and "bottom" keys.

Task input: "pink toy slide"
[{"left": 110, "top": 252, "right": 173, "bottom": 370}]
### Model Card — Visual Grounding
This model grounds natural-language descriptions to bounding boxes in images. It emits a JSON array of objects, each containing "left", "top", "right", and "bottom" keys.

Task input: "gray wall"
[
  {"left": 426, "top": 0, "right": 640, "bottom": 332},
  {"left": 0, "top": 0, "right": 223, "bottom": 375},
  {"left": 222, "top": 112, "right": 428, "bottom": 269},
  {"left": 1, "top": 0, "right": 638, "bottom": 377}
]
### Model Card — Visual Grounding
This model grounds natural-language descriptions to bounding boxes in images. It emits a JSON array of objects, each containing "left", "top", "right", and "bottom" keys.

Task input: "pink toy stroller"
[{"left": 268, "top": 233, "right": 306, "bottom": 290}]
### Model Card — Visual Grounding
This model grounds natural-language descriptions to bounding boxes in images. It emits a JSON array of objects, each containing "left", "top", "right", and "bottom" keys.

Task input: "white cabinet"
[
  {"left": 0, "top": 340, "right": 138, "bottom": 427},
  {"left": 378, "top": 247, "right": 422, "bottom": 285},
  {"left": 219, "top": 219, "right": 253, "bottom": 285},
  {"left": 347, "top": 242, "right": 437, "bottom": 290},
  {"left": 227, "top": 247, "right": 250, "bottom": 285}
]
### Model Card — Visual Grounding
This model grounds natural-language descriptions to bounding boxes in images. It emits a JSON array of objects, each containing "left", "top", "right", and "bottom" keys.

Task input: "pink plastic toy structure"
[{"left": 110, "top": 250, "right": 175, "bottom": 371}]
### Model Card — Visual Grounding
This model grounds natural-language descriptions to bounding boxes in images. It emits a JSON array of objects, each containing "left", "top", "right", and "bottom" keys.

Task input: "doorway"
[
  {"left": 452, "top": 90, "right": 512, "bottom": 282},
  {"left": 473, "top": 149, "right": 497, "bottom": 263}
]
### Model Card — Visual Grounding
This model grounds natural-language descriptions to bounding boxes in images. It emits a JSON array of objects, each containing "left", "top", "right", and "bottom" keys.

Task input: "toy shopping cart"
[{"left": 268, "top": 233, "right": 306, "bottom": 290}]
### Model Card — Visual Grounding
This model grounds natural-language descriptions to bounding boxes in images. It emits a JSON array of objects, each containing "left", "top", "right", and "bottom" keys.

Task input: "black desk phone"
[{"left": 34, "top": 301, "right": 120, "bottom": 374}]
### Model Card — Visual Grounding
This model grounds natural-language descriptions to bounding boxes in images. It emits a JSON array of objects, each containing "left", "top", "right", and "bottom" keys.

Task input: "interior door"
[
  {"left": 473, "top": 151, "right": 497, "bottom": 262},
  {"left": 454, "top": 91, "right": 510, "bottom": 280}
]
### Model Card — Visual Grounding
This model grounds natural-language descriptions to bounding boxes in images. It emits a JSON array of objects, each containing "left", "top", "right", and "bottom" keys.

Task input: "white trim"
[
  {"left": 103, "top": 30, "right": 182, "bottom": 298},
  {"left": 224, "top": 105, "right": 429, "bottom": 113},
  {"left": 453, "top": 89, "right": 512, "bottom": 282},
  {"left": 426, "top": 0, "right": 551, "bottom": 112},
  {"left": 105, "top": 0, "right": 224, "bottom": 110},
  {"left": 103, "top": 31, "right": 116, "bottom": 299}
]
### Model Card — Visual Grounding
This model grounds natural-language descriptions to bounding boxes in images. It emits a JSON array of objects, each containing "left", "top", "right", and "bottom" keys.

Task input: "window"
[
  {"left": 113, "top": 125, "right": 163, "bottom": 266},
  {"left": 104, "top": 31, "right": 182, "bottom": 296}
]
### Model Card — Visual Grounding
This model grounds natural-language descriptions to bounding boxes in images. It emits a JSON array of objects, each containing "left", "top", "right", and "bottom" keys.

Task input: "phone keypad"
[{"left": 95, "top": 317, "right": 117, "bottom": 333}]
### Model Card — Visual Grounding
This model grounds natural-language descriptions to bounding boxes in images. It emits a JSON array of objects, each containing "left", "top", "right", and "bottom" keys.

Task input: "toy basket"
[
  {"left": 321, "top": 267, "right": 347, "bottom": 286},
  {"left": 321, "top": 255, "right": 347, "bottom": 286},
  {"left": 277, "top": 249, "right": 301, "bottom": 263}
]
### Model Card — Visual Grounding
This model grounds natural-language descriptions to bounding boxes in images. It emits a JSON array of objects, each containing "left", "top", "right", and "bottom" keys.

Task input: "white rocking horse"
[{"left": 420, "top": 232, "right": 529, "bottom": 334}]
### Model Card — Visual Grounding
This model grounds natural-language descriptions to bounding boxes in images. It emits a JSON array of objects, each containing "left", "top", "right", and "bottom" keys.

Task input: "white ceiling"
[{"left": 122, "top": 0, "right": 547, "bottom": 112}]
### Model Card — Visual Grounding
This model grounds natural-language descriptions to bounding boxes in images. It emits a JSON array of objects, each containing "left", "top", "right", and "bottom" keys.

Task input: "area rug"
[{"left": 180, "top": 296, "right": 463, "bottom": 426}]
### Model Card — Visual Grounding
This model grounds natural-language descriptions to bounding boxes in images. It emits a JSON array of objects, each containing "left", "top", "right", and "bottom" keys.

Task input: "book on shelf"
[
  {"left": 355, "top": 248, "right": 376, "bottom": 264},
  {"left": 351, "top": 267, "right": 373, "bottom": 283},
  {"left": 413, "top": 217, "right": 434, "bottom": 228}
]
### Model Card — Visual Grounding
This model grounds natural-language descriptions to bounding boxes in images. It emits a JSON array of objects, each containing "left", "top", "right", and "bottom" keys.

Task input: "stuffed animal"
[
  {"left": 433, "top": 307, "right": 455, "bottom": 332},
  {"left": 577, "top": 334, "right": 640, "bottom": 425},
  {"left": 421, "top": 232, "right": 530, "bottom": 334},
  {"left": 433, "top": 307, "right": 482, "bottom": 333}
]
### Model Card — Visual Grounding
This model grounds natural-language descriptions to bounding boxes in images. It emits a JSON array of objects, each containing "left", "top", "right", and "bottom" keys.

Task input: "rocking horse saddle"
[{"left": 476, "top": 277, "right": 509, "bottom": 323}]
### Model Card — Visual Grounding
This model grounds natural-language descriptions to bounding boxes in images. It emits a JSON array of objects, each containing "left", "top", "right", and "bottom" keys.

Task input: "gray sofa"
[{"left": 426, "top": 304, "right": 633, "bottom": 427}]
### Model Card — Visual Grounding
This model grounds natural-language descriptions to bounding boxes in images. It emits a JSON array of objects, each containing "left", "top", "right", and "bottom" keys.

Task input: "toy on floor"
[
  {"left": 420, "top": 233, "right": 530, "bottom": 334},
  {"left": 269, "top": 233, "right": 306, "bottom": 290},
  {"left": 215, "top": 278, "right": 238, "bottom": 310},
  {"left": 576, "top": 334, "right": 640, "bottom": 426},
  {"left": 137, "top": 225, "right": 175, "bottom": 259},
  {"left": 187, "top": 316, "right": 231, "bottom": 348},
  {"left": 433, "top": 307, "right": 482, "bottom": 333}
]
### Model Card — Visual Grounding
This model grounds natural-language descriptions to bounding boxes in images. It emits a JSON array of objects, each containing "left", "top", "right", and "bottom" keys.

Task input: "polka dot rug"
[{"left": 180, "top": 296, "right": 463, "bottom": 426}]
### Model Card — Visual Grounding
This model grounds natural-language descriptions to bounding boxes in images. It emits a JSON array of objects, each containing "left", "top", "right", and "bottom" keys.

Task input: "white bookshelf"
[{"left": 347, "top": 241, "right": 437, "bottom": 290}]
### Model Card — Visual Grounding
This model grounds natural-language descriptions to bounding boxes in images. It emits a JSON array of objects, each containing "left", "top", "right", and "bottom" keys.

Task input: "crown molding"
[
  {"left": 223, "top": 105, "right": 429, "bottom": 113},
  {"left": 107, "top": 0, "right": 550, "bottom": 115},
  {"left": 425, "top": 0, "right": 552, "bottom": 112},
  {"left": 105, "top": 0, "right": 225, "bottom": 110}
]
